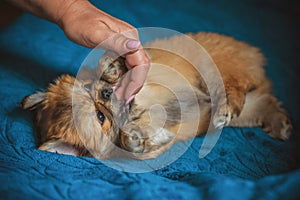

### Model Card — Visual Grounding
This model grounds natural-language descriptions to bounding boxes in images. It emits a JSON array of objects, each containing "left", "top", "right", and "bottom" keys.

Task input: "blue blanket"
[{"left": 1, "top": 0, "right": 299, "bottom": 199}]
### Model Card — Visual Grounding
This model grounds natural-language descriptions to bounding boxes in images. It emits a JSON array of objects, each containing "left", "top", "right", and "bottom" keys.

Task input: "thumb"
[{"left": 99, "top": 32, "right": 141, "bottom": 56}]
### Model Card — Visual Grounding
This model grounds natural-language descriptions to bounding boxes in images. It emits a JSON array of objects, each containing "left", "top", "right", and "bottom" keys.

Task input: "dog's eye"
[
  {"left": 97, "top": 111, "right": 105, "bottom": 124},
  {"left": 108, "top": 63, "right": 114, "bottom": 68}
]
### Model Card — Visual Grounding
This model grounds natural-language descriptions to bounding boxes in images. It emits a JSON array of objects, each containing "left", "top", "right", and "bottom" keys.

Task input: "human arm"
[{"left": 6, "top": 0, "right": 150, "bottom": 102}]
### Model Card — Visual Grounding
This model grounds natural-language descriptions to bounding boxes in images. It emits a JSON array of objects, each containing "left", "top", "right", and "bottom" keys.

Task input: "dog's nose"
[{"left": 101, "top": 88, "right": 113, "bottom": 100}]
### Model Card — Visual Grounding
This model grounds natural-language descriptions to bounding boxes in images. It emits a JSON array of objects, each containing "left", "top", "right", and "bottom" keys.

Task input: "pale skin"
[{"left": 6, "top": 0, "right": 150, "bottom": 102}]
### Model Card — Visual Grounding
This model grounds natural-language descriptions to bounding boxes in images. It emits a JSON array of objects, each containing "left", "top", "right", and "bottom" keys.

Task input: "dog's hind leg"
[{"left": 229, "top": 88, "right": 292, "bottom": 140}]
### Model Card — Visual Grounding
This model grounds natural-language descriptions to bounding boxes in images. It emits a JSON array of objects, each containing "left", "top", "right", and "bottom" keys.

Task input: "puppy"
[
  {"left": 21, "top": 32, "right": 292, "bottom": 160},
  {"left": 21, "top": 52, "right": 126, "bottom": 158}
]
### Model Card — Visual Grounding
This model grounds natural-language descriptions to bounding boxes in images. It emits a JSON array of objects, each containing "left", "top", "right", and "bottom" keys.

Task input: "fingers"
[
  {"left": 56, "top": 0, "right": 151, "bottom": 103},
  {"left": 58, "top": 0, "right": 141, "bottom": 49},
  {"left": 99, "top": 31, "right": 141, "bottom": 56},
  {"left": 114, "top": 63, "right": 150, "bottom": 103},
  {"left": 100, "top": 30, "right": 150, "bottom": 103},
  {"left": 125, "top": 48, "right": 150, "bottom": 69}
]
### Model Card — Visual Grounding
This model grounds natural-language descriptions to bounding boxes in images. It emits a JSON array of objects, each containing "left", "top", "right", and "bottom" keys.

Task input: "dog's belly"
[
  {"left": 131, "top": 58, "right": 211, "bottom": 141},
  {"left": 145, "top": 49, "right": 204, "bottom": 90}
]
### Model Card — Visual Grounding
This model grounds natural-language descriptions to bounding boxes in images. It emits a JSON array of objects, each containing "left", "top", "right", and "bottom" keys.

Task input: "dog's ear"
[
  {"left": 38, "top": 139, "right": 79, "bottom": 156},
  {"left": 20, "top": 92, "right": 45, "bottom": 110}
]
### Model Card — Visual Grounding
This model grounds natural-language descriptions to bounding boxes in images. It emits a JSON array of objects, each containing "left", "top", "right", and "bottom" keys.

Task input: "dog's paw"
[
  {"left": 120, "top": 126, "right": 174, "bottom": 155},
  {"left": 120, "top": 127, "right": 145, "bottom": 153},
  {"left": 213, "top": 104, "right": 232, "bottom": 129},
  {"left": 98, "top": 51, "right": 127, "bottom": 84},
  {"left": 263, "top": 111, "right": 293, "bottom": 140},
  {"left": 213, "top": 95, "right": 244, "bottom": 129},
  {"left": 39, "top": 139, "right": 80, "bottom": 156}
]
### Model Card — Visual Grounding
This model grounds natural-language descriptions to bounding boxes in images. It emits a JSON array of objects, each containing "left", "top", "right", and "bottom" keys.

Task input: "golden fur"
[{"left": 21, "top": 32, "right": 292, "bottom": 160}]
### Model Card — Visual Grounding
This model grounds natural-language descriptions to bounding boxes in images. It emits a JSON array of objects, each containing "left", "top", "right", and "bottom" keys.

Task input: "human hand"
[{"left": 57, "top": 0, "right": 150, "bottom": 103}]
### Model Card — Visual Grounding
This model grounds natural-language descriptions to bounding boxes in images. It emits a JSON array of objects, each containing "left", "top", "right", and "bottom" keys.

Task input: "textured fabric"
[{"left": 0, "top": 0, "right": 299, "bottom": 199}]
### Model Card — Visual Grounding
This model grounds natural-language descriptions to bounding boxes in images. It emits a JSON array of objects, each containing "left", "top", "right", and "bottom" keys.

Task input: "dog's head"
[{"left": 21, "top": 51, "right": 127, "bottom": 158}]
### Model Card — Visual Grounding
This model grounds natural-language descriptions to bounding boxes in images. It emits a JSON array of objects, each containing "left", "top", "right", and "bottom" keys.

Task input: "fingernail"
[
  {"left": 126, "top": 40, "right": 141, "bottom": 49},
  {"left": 126, "top": 94, "right": 136, "bottom": 105}
]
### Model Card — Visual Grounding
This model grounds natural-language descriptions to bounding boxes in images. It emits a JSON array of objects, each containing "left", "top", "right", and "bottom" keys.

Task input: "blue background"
[{"left": 0, "top": 0, "right": 299, "bottom": 199}]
